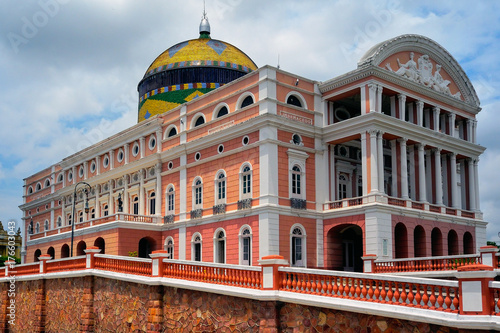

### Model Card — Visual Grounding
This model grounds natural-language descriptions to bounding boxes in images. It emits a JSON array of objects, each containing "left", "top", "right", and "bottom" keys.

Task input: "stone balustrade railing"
[{"left": 3, "top": 248, "right": 500, "bottom": 319}]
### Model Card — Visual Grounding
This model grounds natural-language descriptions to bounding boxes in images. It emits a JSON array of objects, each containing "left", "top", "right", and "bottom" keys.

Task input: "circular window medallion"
[
  {"left": 117, "top": 149, "right": 124, "bottom": 162},
  {"left": 168, "top": 161, "right": 173, "bottom": 170},
  {"left": 242, "top": 136, "right": 249, "bottom": 146},
  {"left": 217, "top": 144, "right": 224, "bottom": 154},
  {"left": 194, "top": 152, "right": 201, "bottom": 161},
  {"left": 132, "top": 143, "right": 140, "bottom": 157}
]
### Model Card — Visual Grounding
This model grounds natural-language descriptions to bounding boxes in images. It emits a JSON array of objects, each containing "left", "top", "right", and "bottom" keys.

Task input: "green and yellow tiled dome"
[{"left": 137, "top": 15, "right": 257, "bottom": 123}]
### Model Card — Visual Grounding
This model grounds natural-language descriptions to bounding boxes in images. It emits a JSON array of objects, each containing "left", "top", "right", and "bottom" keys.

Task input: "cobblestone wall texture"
[
  {"left": 93, "top": 277, "right": 149, "bottom": 332},
  {"left": 11, "top": 280, "right": 38, "bottom": 333},
  {"left": 45, "top": 276, "right": 86, "bottom": 332},
  {"left": 279, "top": 302, "right": 478, "bottom": 333},
  {"left": 163, "top": 287, "right": 263, "bottom": 332}
]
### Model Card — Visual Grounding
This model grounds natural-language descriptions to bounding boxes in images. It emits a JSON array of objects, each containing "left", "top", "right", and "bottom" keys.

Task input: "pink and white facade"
[{"left": 20, "top": 34, "right": 486, "bottom": 272}]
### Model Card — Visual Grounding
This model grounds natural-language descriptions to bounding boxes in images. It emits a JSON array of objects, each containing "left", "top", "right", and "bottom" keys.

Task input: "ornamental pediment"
[{"left": 383, "top": 51, "right": 462, "bottom": 100}]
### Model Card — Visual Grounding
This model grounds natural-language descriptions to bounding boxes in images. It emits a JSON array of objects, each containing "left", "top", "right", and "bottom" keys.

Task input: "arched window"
[
  {"left": 57, "top": 216, "right": 62, "bottom": 228},
  {"left": 77, "top": 241, "right": 86, "bottom": 256},
  {"left": 192, "top": 233, "right": 202, "bottom": 261},
  {"left": 291, "top": 225, "right": 306, "bottom": 267},
  {"left": 240, "top": 226, "right": 252, "bottom": 265},
  {"left": 216, "top": 106, "right": 229, "bottom": 118},
  {"left": 67, "top": 213, "right": 72, "bottom": 226},
  {"left": 240, "top": 95, "right": 254, "bottom": 108},
  {"left": 291, "top": 165, "right": 302, "bottom": 196},
  {"left": 193, "top": 178, "right": 203, "bottom": 209},
  {"left": 90, "top": 208, "right": 95, "bottom": 219},
  {"left": 57, "top": 173, "right": 64, "bottom": 183},
  {"left": 79, "top": 211, "right": 83, "bottom": 223},
  {"left": 167, "top": 126, "right": 177, "bottom": 137},
  {"left": 61, "top": 244, "right": 70, "bottom": 258},
  {"left": 133, "top": 197, "right": 139, "bottom": 215},
  {"left": 47, "top": 247, "right": 55, "bottom": 259},
  {"left": 44, "top": 179, "right": 51, "bottom": 187},
  {"left": 165, "top": 237, "right": 174, "bottom": 259},
  {"left": 34, "top": 249, "right": 41, "bottom": 262},
  {"left": 44, "top": 220, "right": 49, "bottom": 231},
  {"left": 287, "top": 95, "right": 302, "bottom": 108},
  {"left": 35, "top": 222, "right": 40, "bottom": 234},
  {"left": 149, "top": 191, "right": 156, "bottom": 215},
  {"left": 194, "top": 116, "right": 205, "bottom": 127},
  {"left": 103, "top": 204, "right": 109, "bottom": 217},
  {"left": 28, "top": 186, "right": 33, "bottom": 195},
  {"left": 166, "top": 186, "right": 175, "bottom": 215},
  {"left": 36, "top": 183, "right": 42, "bottom": 191},
  {"left": 240, "top": 163, "right": 252, "bottom": 199},
  {"left": 214, "top": 229, "right": 226, "bottom": 264},
  {"left": 215, "top": 171, "right": 226, "bottom": 204}
]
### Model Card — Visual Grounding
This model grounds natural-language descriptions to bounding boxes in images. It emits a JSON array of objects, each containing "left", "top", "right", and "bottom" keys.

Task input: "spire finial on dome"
[{"left": 199, "top": 0, "right": 211, "bottom": 38}]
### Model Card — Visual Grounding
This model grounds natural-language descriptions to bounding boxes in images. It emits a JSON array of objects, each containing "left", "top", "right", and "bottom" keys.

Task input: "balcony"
[
  {"left": 28, "top": 213, "right": 163, "bottom": 241},
  {"left": 324, "top": 194, "right": 480, "bottom": 219}
]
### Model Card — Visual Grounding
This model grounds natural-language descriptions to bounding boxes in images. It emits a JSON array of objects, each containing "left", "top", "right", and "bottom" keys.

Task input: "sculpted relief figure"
[
  {"left": 387, "top": 52, "right": 461, "bottom": 100},
  {"left": 386, "top": 52, "right": 419, "bottom": 82}
]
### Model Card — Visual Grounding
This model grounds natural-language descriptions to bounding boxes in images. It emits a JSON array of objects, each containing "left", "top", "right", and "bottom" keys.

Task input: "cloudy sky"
[{"left": 0, "top": 0, "right": 499, "bottom": 240}]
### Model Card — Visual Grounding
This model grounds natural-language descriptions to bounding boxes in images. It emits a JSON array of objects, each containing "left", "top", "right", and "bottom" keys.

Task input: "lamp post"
[{"left": 70, "top": 181, "right": 92, "bottom": 257}]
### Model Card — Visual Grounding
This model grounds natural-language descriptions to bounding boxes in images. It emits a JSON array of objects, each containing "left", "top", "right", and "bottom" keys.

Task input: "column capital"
[
  {"left": 417, "top": 142, "right": 426, "bottom": 150},
  {"left": 432, "top": 106, "right": 440, "bottom": 112},
  {"left": 397, "top": 137, "right": 408, "bottom": 144},
  {"left": 415, "top": 100, "right": 424, "bottom": 108},
  {"left": 368, "top": 129, "right": 379, "bottom": 136},
  {"left": 397, "top": 93, "right": 406, "bottom": 101},
  {"left": 368, "top": 83, "right": 378, "bottom": 90},
  {"left": 376, "top": 84, "right": 383, "bottom": 92},
  {"left": 432, "top": 148, "right": 442, "bottom": 154}
]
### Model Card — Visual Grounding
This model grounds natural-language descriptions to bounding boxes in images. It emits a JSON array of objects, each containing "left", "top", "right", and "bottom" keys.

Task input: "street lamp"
[{"left": 70, "top": 181, "right": 92, "bottom": 257}]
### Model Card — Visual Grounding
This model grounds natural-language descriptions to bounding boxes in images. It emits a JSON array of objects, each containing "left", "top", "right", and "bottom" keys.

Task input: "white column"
[
  {"left": 408, "top": 145, "right": 416, "bottom": 200},
  {"left": 449, "top": 113, "right": 456, "bottom": 138},
  {"left": 425, "top": 150, "right": 432, "bottom": 202},
  {"left": 259, "top": 126, "right": 279, "bottom": 205},
  {"left": 83, "top": 161, "right": 88, "bottom": 180},
  {"left": 433, "top": 107, "right": 440, "bottom": 132},
  {"left": 390, "top": 96, "right": 396, "bottom": 118},
  {"left": 377, "top": 131, "right": 384, "bottom": 194},
  {"left": 139, "top": 171, "right": 145, "bottom": 215},
  {"left": 434, "top": 149, "right": 443, "bottom": 205},
  {"left": 330, "top": 144, "right": 336, "bottom": 201},
  {"left": 450, "top": 153, "right": 458, "bottom": 208},
  {"left": 369, "top": 130, "right": 379, "bottom": 193},
  {"left": 468, "top": 158, "right": 476, "bottom": 211},
  {"left": 156, "top": 163, "right": 162, "bottom": 216},
  {"left": 418, "top": 144, "right": 427, "bottom": 202},
  {"left": 390, "top": 140, "right": 398, "bottom": 197},
  {"left": 96, "top": 156, "right": 100, "bottom": 176},
  {"left": 460, "top": 160, "right": 467, "bottom": 209},
  {"left": 368, "top": 83, "right": 377, "bottom": 112},
  {"left": 376, "top": 85, "right": 383, "bottom": 113},
  {"left": 124, "top": 143, "right": 129, "bottom": 164},
  {"left": 109, "top": 149, "right": 114, "bottom": 171},
  {"left": 95, "top": 185, "right": 100, "bottom": 218},
  {"left": 441, "top": 154, "right": 448, "bottom": 206},
  {"left": 156, "top": 129, "right": 162, "bottom": 154},
  {"left": 361, "top": 132, "right": 368, "bottom": 196},
  {"left": 416, "top": 100, "right": 424, "bottom": 127},
  {"left": 472, "top": 120, "right": 478, "bottom": 144},
  {"left": 360, "top": 86, "right": 367, "bottom": 115},
  {"left": 72, "top": 166, "right": 76, "bottom": 184},
  {"left": 474, "top": 159, "right": 480, "bottom": 210},
  {"left": 139, "top": 137, "right": 145, "bottom": 159},
  {"left": 398, "top": 94, "right": 406, "bottom": 121},
  {"left": 123, "top": 176, "right": 129, "bottom": 214},
  {"left": 108, "top": 181, "right": 113, "bottom": 214},
  {"left": 399, "top": 138, "right": 409, "bottom": 199}
]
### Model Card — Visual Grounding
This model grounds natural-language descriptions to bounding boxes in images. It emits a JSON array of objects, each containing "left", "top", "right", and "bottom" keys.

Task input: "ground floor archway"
[{"left": 326, "top": 224, "right": 363, "bottom": 272}]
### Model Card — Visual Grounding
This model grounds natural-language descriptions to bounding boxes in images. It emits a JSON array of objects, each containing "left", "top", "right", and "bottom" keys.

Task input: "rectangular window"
[
  {"left": 195, "top": 187, "right": 202, "bottom": 205},
  {"left": 194, "top": 243, "right": 201, "bottom": 261},
  {"left": 150, "top": 198, "right": 156, "bottom": 215},
  {"left": 243, "top": 237, "right": 250, "bottom": 264},
  {"left": 168, "top": 193, "right": 174, "bottom": 212}
]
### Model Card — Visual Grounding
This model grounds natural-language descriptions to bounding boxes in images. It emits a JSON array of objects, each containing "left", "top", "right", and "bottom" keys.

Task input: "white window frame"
[
  {"left": 290, "top": 224, "right": 306, "bottom": 267},
  {"left": 57, "top": 216, "right": 62, "bottom": 228},
  {"left": 287, "top": 149, "right": 308, "bottom": 200},
  {"left": 284, "top": 91, "right": 308, "bottom": 109},
  {"left": 239, "top": 163, "right": 252, "bottom": 200},
  {"left": 213, "top": 228, "right": 226, "bottom": 264},
  {"left": 132, "top": 142, "right": 140, "bottom": 157},
  {"left": 192, "top": 177, "right": 203, "bottom": 209},
  {"left": 148, "top": 134, "right": 157, "bottom": 151},
  {"left": 164, "top": 236, "right": 174, "bottom": 259},
  {"left": 236, "top": 92, "right": 255, "bottom": 110},
  {"left": 190, "top": 112, "right": 206, "bottom": 129},
  {"left": 148, "top": 191, "right": 156, "bottom": 215},
  {"left": 239, "top": 225, "right": 252, "bottom": 265},
  {"left": 166, "top": 185, "right": 175, "bottom": 215},
  {"left": 35, "top": 222, "right": 40, "bottom": 234},
  {"left": 44, "top": 220, "right": 49, "bottom": 231},
  {"left": 212, "top": 102, "right": 230, "bottom": 119},
  {"left": 132, "top": 196, "right": 139, "bottom": 215},
  {"left": 191, "top": 232, "right": 202, "bottom": 261},
  {"left": 214, "top": 170, "right": 226, "bottom": 205}
]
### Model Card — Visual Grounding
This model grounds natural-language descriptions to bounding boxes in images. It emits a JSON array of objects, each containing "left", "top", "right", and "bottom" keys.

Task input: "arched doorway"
[
  {"left": 463, "top": 232, "right": 474, "bottom": 254},
  {"left": 394, "top": 223, "right": 408, "bottom": 258},
  {"left": 34, "top": 249, "right": 41, "bottom": 262},
  {"left": 431, "top": 228, "right": 443, "bottom": 256},
  {"left": 76, "top": 241, "right": 87, "bottom": 256},
  {"left": 47, "top": 247, "right": 55, "bottom": 259},
  {"left": 448, "top": 230, "right": 459, "bottom": 255},
  {"left": 326, "top": 224, "right": 363, "bottom": 272},
  {"left": 94, "top": 237, "right": 105, "bottom": 254},
  {"left": 61, "top": 244, "right": 70, "bottom": 258},
  {"left": 138, "top": 237, "right": 156, "bottom": 258},
  {"left": 413, "top": 226, "right": 426, "bottom": 257}
]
